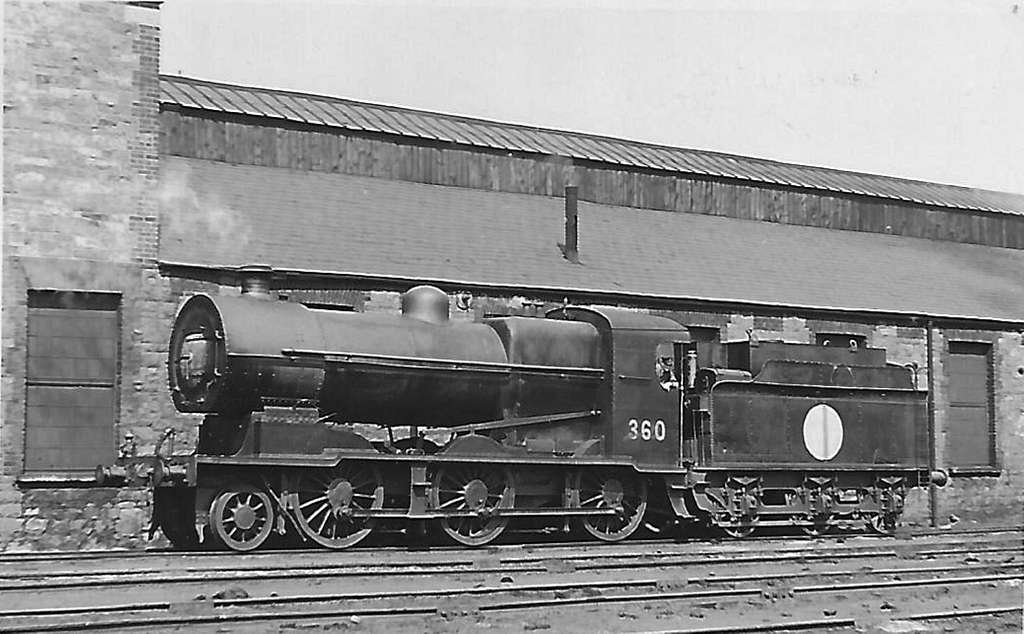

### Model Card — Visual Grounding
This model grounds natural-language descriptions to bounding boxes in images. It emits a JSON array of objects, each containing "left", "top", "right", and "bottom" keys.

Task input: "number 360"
[{"left": 628, "top": 418, "right": 666, "bottom": 442}]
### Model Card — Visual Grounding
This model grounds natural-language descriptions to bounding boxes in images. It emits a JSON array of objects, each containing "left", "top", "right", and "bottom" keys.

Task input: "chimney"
[
  {"left": 238, "top": 264, "right": 273, "bottom": 298},
  {"left": 560, "top": 185, "right": 579, "bottom": 263}
]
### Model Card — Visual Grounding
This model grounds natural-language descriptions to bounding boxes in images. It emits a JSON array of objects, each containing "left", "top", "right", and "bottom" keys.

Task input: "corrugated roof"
[
  {"left": 161, "top": 75, "right": 1024, "bottom": 217},
  {"left": 160, "top": 156, "right": 1024, "bottom": 324}
]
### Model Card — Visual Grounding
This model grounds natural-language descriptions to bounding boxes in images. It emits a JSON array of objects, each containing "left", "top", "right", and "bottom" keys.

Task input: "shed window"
[
  {"left": 25, "top": 291, "right": 120, "bottom": 473},
  {"left": 685, "top": 326, "right": 721, "bottom": 343},
  {"left": 816, "top": 333, "right": 867, "bottom": 349},
  {"left": 946, "top": 341, "right": 995, "bottom": 469}
]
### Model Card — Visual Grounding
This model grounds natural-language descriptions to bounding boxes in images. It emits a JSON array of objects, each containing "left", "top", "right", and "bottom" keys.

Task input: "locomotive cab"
[{"left": 547, "top": 307, "right": 689, "bottom": 468}]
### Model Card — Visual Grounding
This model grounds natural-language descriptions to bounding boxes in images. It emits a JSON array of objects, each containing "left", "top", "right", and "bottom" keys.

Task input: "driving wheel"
[
  {"left": 293, "top": 463, "right": 384, "bottom": 549},
  {"left": 431, "top": 463, "right": 514, "bottom": 546},
  {"left": 572, "top": 468, "right": 648, "bottom": 542}
]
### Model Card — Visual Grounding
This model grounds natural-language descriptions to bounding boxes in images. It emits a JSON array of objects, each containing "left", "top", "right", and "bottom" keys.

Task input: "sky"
[{"left": 161, "top": 0, "right": 1024, "bottom": 195}]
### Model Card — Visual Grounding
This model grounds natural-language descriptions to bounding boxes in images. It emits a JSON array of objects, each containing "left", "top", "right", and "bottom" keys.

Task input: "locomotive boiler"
[{"left": 139, "top": 272, "right": 946, "bottom": 551}]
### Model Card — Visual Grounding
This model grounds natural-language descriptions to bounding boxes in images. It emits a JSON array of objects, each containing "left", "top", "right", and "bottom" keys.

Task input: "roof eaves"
[
  {"left": 176, "top": 82, "right": 224, "bottom": 111},
  {"left": 157, "top": 259, "right": 1024, "bottom": 329},
  {"left": 498, "top": 126, "right": 549, "bottom": 155},
  {"left": 280, "top": 94, "right": 329, "bottom": 126},
  {"left": 384, "top": 109, "right": 440, "bottom": 142},
  {"left": 297, "top": 96, "right": 350, "bottom": 129},
  {"left": 460, "top": 121, "right": 514, "bottom": 150},
  {"left": 162, "top": 79, "right": 201, "bottom": 109},
  {"left": 267, "top": 92, "right": 316, "bottom": 124},
  {"left": 328, "top": 102, "right": 373, "bottom": 132},
  {"left": 410, "top": 112, "right": 464, "bottom": 145},
  {"left": 489, "top": 125, "right": 538, "bottom": 154},
  {"left": 236, "top": 88, "right": 293, "bottom": 121},
  {"left": 218, "top": 86, "right": 268, "bottom": 118}
]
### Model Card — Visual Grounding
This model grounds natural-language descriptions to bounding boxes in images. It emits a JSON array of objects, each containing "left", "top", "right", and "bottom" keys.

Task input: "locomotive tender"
[{"left": 143, "top": 269, "right": 946, "bottom": 551}]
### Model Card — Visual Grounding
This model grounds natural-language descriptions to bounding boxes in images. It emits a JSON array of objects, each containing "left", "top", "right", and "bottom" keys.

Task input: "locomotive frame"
[{"left": 108, "top": 277, "right": 947, "bottom": 551}]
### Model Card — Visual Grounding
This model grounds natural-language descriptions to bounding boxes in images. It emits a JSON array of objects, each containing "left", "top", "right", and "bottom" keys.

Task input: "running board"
[{"left": 337, "top": 507, "right": 620, "bottom": 520}]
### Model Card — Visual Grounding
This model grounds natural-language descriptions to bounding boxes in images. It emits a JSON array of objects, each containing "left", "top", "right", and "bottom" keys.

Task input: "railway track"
[
  {"left": 2, "top": 533, "right": 1019, "bottom": 592},
  {"left": 0, "top": 524, "right": 1016, "bottom": 563},
  {"left": 0, "top": 562, "right": 1019, "bottom": 632},
  {"left": 3, "top": 561, "right": 1021, "bottom": 618},
  {"left": 632, "top": 606, "right": 1023, "bottom": 634},
  {"left": 1, "top": 526, "right": 1017, "bottom": 572},
  {"left": 1, "top": 528, "right": 1018, "bottom": 632}
]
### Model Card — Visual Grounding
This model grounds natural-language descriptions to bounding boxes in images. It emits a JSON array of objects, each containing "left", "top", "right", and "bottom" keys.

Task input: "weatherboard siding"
[{"left": 160, "top": 110, "right": 1024, "bottom": 250}]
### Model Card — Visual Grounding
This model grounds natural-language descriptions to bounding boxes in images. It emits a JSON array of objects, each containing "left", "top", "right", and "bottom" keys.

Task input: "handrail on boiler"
[{"left": 281, "top": 348, "right": 605, "bottom": 378}]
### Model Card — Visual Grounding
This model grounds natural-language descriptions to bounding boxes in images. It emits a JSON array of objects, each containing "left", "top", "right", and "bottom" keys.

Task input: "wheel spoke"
[
  {"left": 300, "top": 495, "right": 328, "bottom": 509},
  {"left": 349, "top": 477, "right": 373, "bottom": 490},
  {"left": 305, "top": 502, "right": 330, "bottom": 523},
  {"left": 439, "top": 496, "right": 465, "bottom": 509}
]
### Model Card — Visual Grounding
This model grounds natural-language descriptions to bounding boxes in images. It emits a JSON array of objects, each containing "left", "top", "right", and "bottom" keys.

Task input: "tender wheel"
[
  {"left": 293, "top": 464, "right": 384, "bottom": 549},
  {"left": 209, "top": 486, "right": 274, "bottom": 552},
  {"left": 431, "top": 463, "right": 514, "bottom": 547},
  {"left": 795, "top": 514, "right": 830, "bottom": 537},
  {"left": 720, "top": 522, "right": 756, "bottom": 539},
  {"left": 573, "top": 469, "right": 648, "bottom": 542}
]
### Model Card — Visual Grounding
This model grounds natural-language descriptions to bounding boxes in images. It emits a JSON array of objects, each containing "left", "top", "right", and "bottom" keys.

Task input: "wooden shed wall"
[{"left": 160, "top": 110, "right": 1024, "bottom": 250}]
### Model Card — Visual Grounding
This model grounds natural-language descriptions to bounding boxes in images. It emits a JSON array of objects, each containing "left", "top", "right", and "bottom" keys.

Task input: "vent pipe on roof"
[{"left": 560, "top": 185, "right": 579, "bottom": 263}]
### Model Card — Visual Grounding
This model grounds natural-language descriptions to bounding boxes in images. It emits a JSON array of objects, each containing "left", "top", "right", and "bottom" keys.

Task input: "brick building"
[
  {"left": 2, "top": 1, "right": 179, "bottom": 548},
  {"left": 2, "top": 1, "right": 1023, "bottom": 550}
]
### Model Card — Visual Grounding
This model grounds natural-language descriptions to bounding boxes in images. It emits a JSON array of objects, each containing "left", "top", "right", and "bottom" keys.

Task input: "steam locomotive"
[{"left": 128, "top": 268, "right": 946, "bottom": 551}]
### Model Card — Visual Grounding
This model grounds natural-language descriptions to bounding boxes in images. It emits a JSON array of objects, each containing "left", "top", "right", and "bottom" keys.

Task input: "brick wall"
[{"left": 1, "top": 1, "right": 194, "bottom": 550}]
